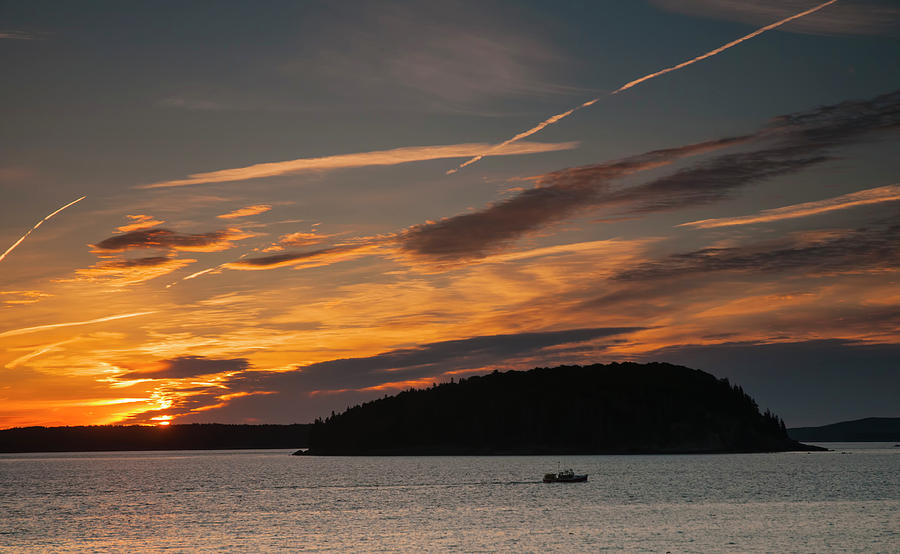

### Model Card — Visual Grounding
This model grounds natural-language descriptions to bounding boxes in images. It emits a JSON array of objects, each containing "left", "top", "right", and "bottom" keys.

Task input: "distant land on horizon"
[
  {"left": 0, "top": 424, "right": 309, "bottom": 454},
  {"left": 788, "top": 417, "right": 900, "bottom": 442},
  {"left": 305, "top": 362, "right": 823, "bottom": 455}
]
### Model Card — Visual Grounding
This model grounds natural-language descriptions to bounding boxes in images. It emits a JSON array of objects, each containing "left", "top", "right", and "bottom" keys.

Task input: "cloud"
[
  {"left": 0, "top": 31, "right": 35, "bottom": 40},
  {"left": 71, "top": 256, "right": 196, "bottom": 286},
  {"left": 5, "top": 338, "right": 78, "bottom": 370},
  {"left": 217, "top": 204, "right": 272, "bottom": 219},
  {"left": 117, "top": 326, "right": 644, "bottom": 424},
  {"left": 93, "top": 228, "right": 255, "bottom": 253},
  {"left": 400, "top": 136, "right": 749, "bottom": 262},
  {"left": 384, "top": 27, "right": 570, "bottom": 105},
  {"left": 278, "top": 2, "right": 581, "bottom": 113},
  {"left": 224, "top": 243, "right": 383, "bottom": 271},
  {"left": 611, "top": 146, "right": 832, "bottom": 214},
  {"left": 448, "top": 0, "right": 839, "bottom": 173},
  {"left": 116, "top": 215, "right": 166, "bottom": 233},
  {"left": 615, "top": 224, "right": 900, "bottom": 281},
  {"left": 200, "top": 91, "right": 900, "bottom": 274},
  {"left": 413, "top": 90, "right": 900, "bottom": 263},
  {"left": 0, "top": 290, "right": 51, "bottom": 305},
  {"left": 606, "top": 90, "right": 900, "bottom": 215},
  {"left": 138, "top": 141, "right": 579, "bottom": 189},
  {"left": 680, "top": 183, "right": 900, "bottom": 228},
  {"left": 261, "top": 230, "right": 336, "bottom": 252},
  {"left": 650, "top": 0, "right": 900, "bottom": 36},
  {"left": 230, "top": 326, "right": 642, "bottom": 393},
  {"left": 0, "top": 311, "right": 156, "bottom": 339},
  {"left": 427, "top": 90, "right": 900, "bottom": 262},
  {"left": 118, "top": 356, "right": 250, "bottom": 380}
]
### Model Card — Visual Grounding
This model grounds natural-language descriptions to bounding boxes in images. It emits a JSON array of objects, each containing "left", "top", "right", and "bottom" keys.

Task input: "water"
[{"left": 1, "top": 444, "right": 897, "bottom": 552}]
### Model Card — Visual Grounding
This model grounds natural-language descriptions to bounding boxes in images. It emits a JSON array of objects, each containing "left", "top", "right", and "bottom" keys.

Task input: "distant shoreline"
[
  {"left": 0, "top": 423, "right": 310, "bottom": 454},
  {"left": 788, "top": 417, "right": 900, "bottom": 442},
  {"left": 293, "top": 445, "right": 827, "bottom": 456}
]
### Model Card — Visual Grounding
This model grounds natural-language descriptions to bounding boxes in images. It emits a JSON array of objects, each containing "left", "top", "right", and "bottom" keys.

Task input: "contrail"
[
  {"left": 0, "top": 311, "right": 155, "bottom": 339},
  {"left": 165, "top": 266, "right": 220, "bottom": 288},
  {"left": 0, "top": 196, "right": 87, "bottom": 263},
  {"left": 447, "top": 0, "right": 838, "bottom": 175},
  {"left": 5, "top": 338, "right": 78, "bottom": 369},
  {"left": 678, "top": 182, "right": 900, "bottom": 229}
]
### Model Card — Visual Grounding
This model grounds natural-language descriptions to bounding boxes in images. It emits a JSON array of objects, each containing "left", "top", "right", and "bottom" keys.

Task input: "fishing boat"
[{"left": 542, "top": 467, "right": 588, "bottom": 483}]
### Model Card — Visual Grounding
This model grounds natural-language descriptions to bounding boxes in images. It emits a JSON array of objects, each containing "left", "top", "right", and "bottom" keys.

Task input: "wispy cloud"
[
  {"left": 411, "top": 137, "right": 749, "bottom": 260},
  {"left": 148, "top": 327, "right": 644, "bottom": 421},
  {"left": 615, "top": 224, "right": 900, "bottom": 282},
  {"left": 0, "top": 290, "right": 52, "bottom": 305},
  {"left": 211, "top": 90, "right": 899, "bottom": 273},
  {"left": 224, "top": 243, "right": 384, "bottom": 271},
  {"left": 0, "top": 31, "right": 35, "bottom": 40},
  {"left": 607, "top": 90, "right": 900, "bottom": 215},
  {"left": 71, "top": 256, "right": 197, "bottom": 286},
  {"left": 221, "top": 136, "right": 744, "bottom": 271},
  {"left": 0, "top": 311, "right": 156, "bottom": 339},
  {"left": 139, "top": 141, "right": 579, "bottom": 189},
  {"left": 261, "top": 230, "right": 336, "bottom": 252},
  {"left": 277, "top": 327, "right": 642, "bottom": 392},
  {"left": 680, "top": 183, "right": 900, "bottom": 228},
  {"left": 93, "top": 228, "right": 255, "bottom": 253},
  {"left": 118, "top": 356, "right": 250, "bottom": 380},
  {"left": 5, "top": 338, "right": 79, "bottom": 370},
  {"left": 447, "top": 0, "right": 839, "bottom": 174},
  {"left": 445, "top": 89, "right": 898, "bottom": 254},
  {"left": 217, "top": 205, "right": 272, "bottom": 219},
  {"left": 116, "top": 215, "right": 165, "bottom": 233},
  {"left": 651, "top": 0, "right": 900, "bottom": 36},
  {"left": 0, "top": 196, "right": 85, "bottom": 263}
]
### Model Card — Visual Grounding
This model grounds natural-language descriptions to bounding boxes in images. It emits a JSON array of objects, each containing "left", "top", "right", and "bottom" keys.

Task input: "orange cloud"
[
  {"left": 71, "top": 256, "right": 196, "bottom": 286},
  {"left": 217, "top": 204, "right": 272, "bottom": 219},
  {"left": 138, "top": 141, "right": 579, "bottom": 189},
  {"left": 679, "top": 183, "right": 900, "bottom": 228},
  {"left": 117, "top": 214, "right": 166, "bottom": 233},
  {"left": 0, "top": 311, "right": 156, "bottom": 339},
  {"left": 0, "top": 290, "right": 52, "bottom": 305},
  {"left": 93, "top": 228, "right": 256, "bottom": 253},
  {"left": 260, "top": 229, "right": 338, "bottom": 252},
  {"left": 5, "top": 338, "right": 79, "bottom": 369},
  {"left": 224, "top": 242, "right": 385, "bottom": 271}
]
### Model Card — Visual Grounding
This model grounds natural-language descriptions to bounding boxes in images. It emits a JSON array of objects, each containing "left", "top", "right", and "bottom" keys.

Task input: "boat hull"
[{"left": 542, "top": 474, "right": 588, "bottom": 483}]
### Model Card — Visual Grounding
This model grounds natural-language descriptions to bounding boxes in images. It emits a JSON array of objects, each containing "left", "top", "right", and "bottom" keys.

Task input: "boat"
[{"left": 542, "top": 468, "right": 588, "bottom": 483}]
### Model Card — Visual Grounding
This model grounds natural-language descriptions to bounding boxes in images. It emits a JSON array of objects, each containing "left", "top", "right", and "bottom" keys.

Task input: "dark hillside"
[{"left": 307, "top": 362, "right": 820, "bottom": 455}]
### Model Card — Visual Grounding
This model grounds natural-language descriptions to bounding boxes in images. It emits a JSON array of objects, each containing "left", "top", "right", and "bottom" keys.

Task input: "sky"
[{"left": 1, "top": 0, "right": 898, "bottom": 429}]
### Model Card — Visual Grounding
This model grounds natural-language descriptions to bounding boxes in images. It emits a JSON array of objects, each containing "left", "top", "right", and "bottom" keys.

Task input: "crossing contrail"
[
  {"left": 447, "top": 0, "right": 838, "bottom": 175},
  {"left": 0, "top": 311, "right": 155, "bottom": 338},
  {"left": 0, "top": 196, "right": 86, "bottom": 263}
]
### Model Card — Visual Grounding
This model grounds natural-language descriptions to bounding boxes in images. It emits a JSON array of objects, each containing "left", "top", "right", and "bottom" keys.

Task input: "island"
[{"left": 304, "top": 362, "right": 824, "bottom": 455}]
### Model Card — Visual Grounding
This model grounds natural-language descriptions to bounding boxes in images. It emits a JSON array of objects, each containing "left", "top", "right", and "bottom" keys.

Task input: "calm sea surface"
[{"left": 1, "top": 443, "right": 897, "bottom": 552}]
